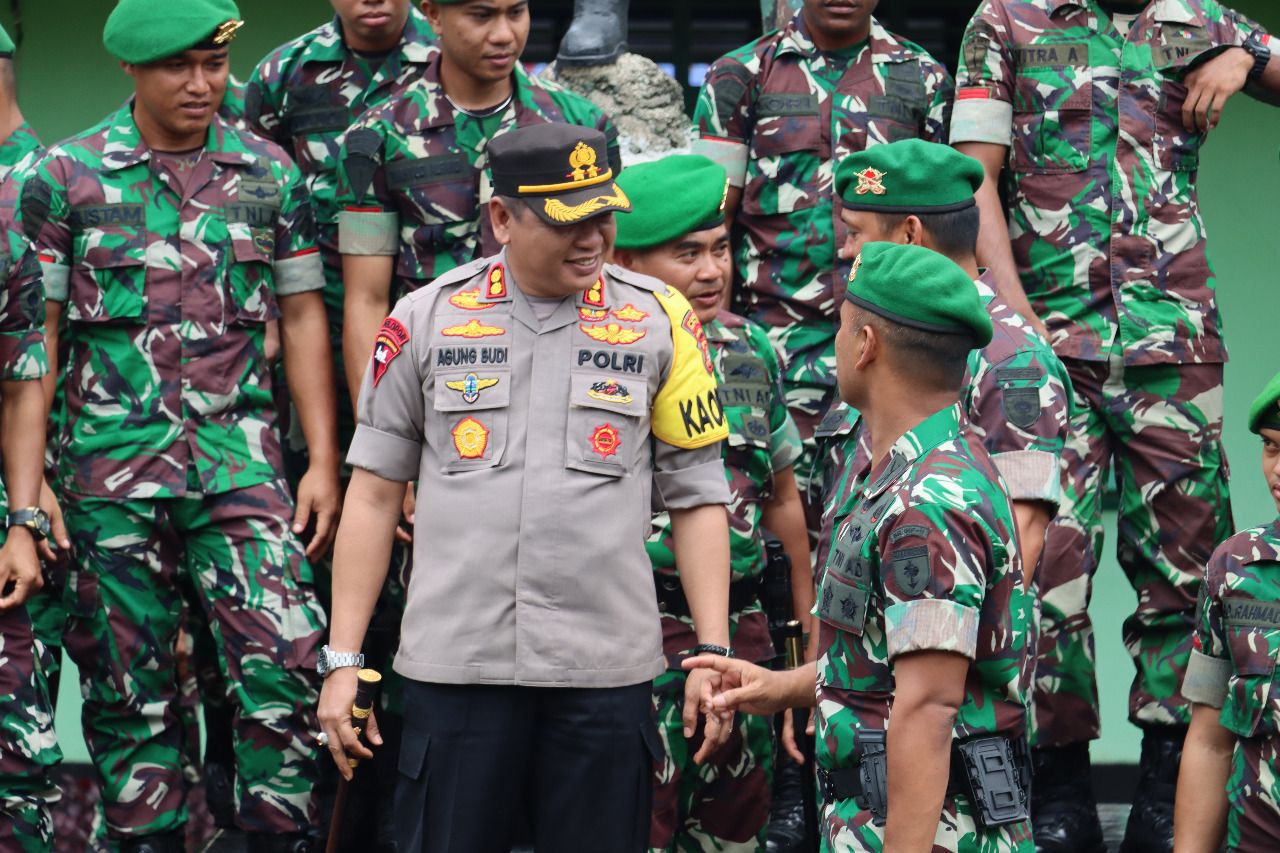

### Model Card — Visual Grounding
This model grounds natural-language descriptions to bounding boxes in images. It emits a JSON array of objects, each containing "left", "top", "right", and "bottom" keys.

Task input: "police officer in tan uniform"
[{"left": 317, "top": 124, "right": 736, "bottom": 853}]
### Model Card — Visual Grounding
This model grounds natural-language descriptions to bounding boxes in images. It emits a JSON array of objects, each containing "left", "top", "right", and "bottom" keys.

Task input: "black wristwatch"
[
  {"left": 690, "top": 643, "right": 736, "bottom": 659},
  {"left": 1243, "top": 30, "right": 1271, "bottom": 82},
  {"left": 6, "top": 507, "right": 50, "bottom": 542}
]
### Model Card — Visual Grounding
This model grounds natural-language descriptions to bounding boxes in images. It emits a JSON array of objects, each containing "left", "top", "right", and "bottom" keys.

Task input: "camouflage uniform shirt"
[
  {"left": 692, "top": 13, "right": 952, "bottom": 392},
  {"left": 0, "top": 122, "right": 45, "bottom": 387},
  {"left": 951, "top": 0, "right": 1265, "bottom": 365},
  {"left": 814, "top": 403, "right": 1033, "bottom": 848},
  {"left": 245, "top": 8, "right": 436, "bottom": 306},
  {"left": 1183, "top": 517, "right": 1280, "bottom": 850},
  {"left": 22, "top": 105, "right": 323, "bottom": 499},
  {"left": 335, "top": 54, "right": 619, "bottom": 294},
  {"left": 647, "top": 310, "right": 802, "bottom": 664}
]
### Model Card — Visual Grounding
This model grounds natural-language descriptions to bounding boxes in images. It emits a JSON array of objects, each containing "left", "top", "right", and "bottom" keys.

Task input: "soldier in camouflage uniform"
[
  {"left": 0, "top": 22, "right": 62, "bottom": 851},
  {"left": 21, "top": 2, "right": 339, "bottom": 847},
  {"left": 335, "top": 0, "right": 619, "bottom": 403},
  {"left": 612, "top": 154, "right": 811, "bottom": 852},
  {"left": 1176, "top": 369, "right": 1280, "bottom": 853},
  {"left": 691, "top": 0, "right": 953, "bottom": 540},
  {"left": 815, "top": 140, "right": 1072, "bottom": 592},
  {"left": 686, "top": 243, "right": 1035, "bottom": 852},
  {"left": 951, "top": 2, "right": 1280, "bottom": 848}
]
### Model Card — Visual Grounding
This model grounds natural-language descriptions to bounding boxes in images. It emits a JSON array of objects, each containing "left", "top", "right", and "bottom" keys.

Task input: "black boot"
[
  {"left": 1031, "top": 743, "right": 1106, "bottom": 853},
  {"left": 556, "top": 0, "right": 630, "bottom": 66},
  {"left": 765, "top": 752, "right": 808, "bottom": 853},
  {"left": 245, "top": 832, "right": 312, "bottom": 853},
  {"left": 1120, "top": 726, "right": 1186, "bottom": 853},
  {"left": 119, "top": 830, "right": 186, "bottom": 853}
]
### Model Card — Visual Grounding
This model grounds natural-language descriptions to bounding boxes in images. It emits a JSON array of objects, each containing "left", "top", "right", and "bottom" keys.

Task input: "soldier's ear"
[
  {"left": 855, "top": 322, "right": 879, "bottom": 370},
  {"left": 490, "top": 197, "right": 515, "bottom": 246},
  {"left": 901, "top": 216, "right": 925, "bottom": 247}
]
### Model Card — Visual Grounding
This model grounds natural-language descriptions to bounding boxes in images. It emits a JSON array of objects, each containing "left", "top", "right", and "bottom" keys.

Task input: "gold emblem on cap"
[
  {"left": 849, "top": 253, "right": 863, "bottom": 283},
  {"left": 718, "top": 176, "right": 730, "bottom": 215},
  {"left": 568, "top": 141, "right": 601, "bottom": 183},
  {"left": 544, "top": 184, "right": 630, "bottom": 224},
  {"left": 213, "top": 20, "right": 244, "bottom": 45},
  {"left": 854, "top": 167, "right": 887, "bottom": 196}
]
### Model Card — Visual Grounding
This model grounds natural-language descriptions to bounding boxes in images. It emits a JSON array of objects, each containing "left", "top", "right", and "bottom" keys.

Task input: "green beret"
[
  {"left": 846, "top": 242, "right": 992, "bottom": 347},
  {"left": 1248, "top": 370, "right": 1280, "bottom": 434},
  {"left": 104, "top": 0, "right": 243, "bottom": 65},
  {"left": 835, "top": 139, "right": 984, "bottom": 213},
  {"left": 613, "top": 155, "right": 729, "bottom": 250},
  {"left": 0, "top": 23, "right": 13, "bottom": 58}
]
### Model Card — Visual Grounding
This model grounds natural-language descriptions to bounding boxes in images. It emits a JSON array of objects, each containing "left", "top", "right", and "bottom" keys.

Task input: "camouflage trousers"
[
  {"left": 650, "top": 667, "right": 774, "bottom": 852},
  {"left": 0, "top": 599, "right": 61, "bottom": 852},
  {"left": 1225, "top": 735, "right": 1280, "bottom": 853},
  {"left": 61, "top": 478, "right": 326, "bottom": 837},
  {"left": 820, "top": 796, "right": 1033, "bottom": 852},
  {"left": 1034, "top": 357, "right": 1232, "bottom": 745}
]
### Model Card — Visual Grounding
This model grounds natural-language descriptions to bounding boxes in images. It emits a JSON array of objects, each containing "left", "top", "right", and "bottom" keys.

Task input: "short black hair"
[
  {"left": 875, "top": 205, "right": 980, "bottom": 258},
  {"left": 849, "top": 305, "right": 974, "bottom": 392}
]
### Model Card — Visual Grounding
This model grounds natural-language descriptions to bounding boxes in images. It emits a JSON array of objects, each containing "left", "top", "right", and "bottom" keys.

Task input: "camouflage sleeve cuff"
[
  {"left": 274, "top": 250, "right": 324, "bottom": 296},
  {"left": 653, "top": 452, "right": 732, "bottom": 511},
  {"left": 691, "top": 137, "right": 749, "bottom": 189},
  {"left": 345, "top": 424, "right": 421, "bottom": 483},
  {"left": 40, "top": 261, "right": 69, "bottom": 303},
  {"left": 771, "top": 414, "right": 803, "bottom": 472},
  {"left": 949, "top": 98, "right": 1014, "bottom": 146},
  {"left": 338, "top": 209, "right": 400, "bottom": 256},
  {"left": 992, "top": 449, "right": 1061, "bottom": 505},
  {"left": 1181, "top": 648, "right": 1230, "bottom": 709},
  {"left": 885, "top": 599, "right": 980, "bottom": 661},
  {"left": 0, "top": 334, "right": 47, "bottom": 381}
]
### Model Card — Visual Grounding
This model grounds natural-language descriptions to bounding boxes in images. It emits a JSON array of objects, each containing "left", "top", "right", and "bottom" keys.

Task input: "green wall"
[{"left": 11, "top": 1, "right": 1279, "bottom": 767}]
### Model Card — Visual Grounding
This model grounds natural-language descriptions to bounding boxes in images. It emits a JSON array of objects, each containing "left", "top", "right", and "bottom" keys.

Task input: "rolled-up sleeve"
[{"left": 652, "top": 439, "right": 731, "bottom": 511}]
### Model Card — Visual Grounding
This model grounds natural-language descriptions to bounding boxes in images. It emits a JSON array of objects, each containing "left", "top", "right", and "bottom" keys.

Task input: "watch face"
[{"left": 317, "top": 647, "right": 330, "bottom": 675}]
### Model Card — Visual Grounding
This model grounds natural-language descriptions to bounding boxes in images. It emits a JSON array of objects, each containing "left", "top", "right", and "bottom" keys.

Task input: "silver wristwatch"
[{"left": 317, "top": 645, "right": 364, "bottom": 677}]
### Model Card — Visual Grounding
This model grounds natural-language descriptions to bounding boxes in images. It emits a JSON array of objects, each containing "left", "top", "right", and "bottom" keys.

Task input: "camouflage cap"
[
  {"left": 1249, "top": 370, "right": 1280, "bottom": 434},
  {"left": 846, "top": 242, "right": 992, "bottom": 347},
  {"left": 0, "top": 23, "right": 13, "bottom": 58},
  {"left": 104, "top": 0, "right": 243, "bottom": 65},
  {"left": 613, "top": 154, "right": 728, "bottom": 250},
  {"left": 835, "top": 139, "right": 984, "bottom": 213},
  {"left": 490, "top": 123, "right": 631, "bottom": 227}
]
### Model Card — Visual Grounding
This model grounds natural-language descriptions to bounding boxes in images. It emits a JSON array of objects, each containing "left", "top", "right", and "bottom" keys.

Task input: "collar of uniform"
[
  {"left": 1044, "top": 0, "right": 1089, "bottom": 18},
  {"left": 974, "top": 268, "right": 998, "bottom": 306},
  {"left": 862, "top": 402, "right": 966, "bottom": 499},
  {"left": 102, "top": 105, "right": 257, "bottom": 172},
  {"left": 1150, "top": 0, "right": 1204, "bottom": 26},
  {"left": 778, "top": 13, "right": 909, "bottom": 64},
  {"left": 411, "top": 54, "right": 530, "bottom": 132},
  {"left": 0, "top": 122, "right": 40, "bottom": 172},
  {"left": 703, "top": 313, "right": 735, "bottom": 344}
]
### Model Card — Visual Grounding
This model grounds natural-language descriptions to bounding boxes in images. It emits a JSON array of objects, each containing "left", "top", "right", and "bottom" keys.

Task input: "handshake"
[{"left": 683, "top": 654, "right": 818, "bottom": 764}]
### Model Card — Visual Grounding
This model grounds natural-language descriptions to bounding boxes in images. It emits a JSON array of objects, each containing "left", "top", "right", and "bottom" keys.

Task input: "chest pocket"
[
  {"left": 387, "top": 151, "right": 477, "bottom": 280},
  {"left": 432, "top": 366, "right": 512, "bottom": 473},
  {"left": 816, "top": 500, "right": 879, "bottom": 635},
  {"left": 68, "top": 205, "right": 148, "bottom": 324},
  {"left": 1220, "top": 593, "right": 1280, "bottom": 737},
  {"left": 226, "top": 216, "right": 281, "bottom": 325},
  {"left": 744, "top": 88, "right": 823, "bottom": 216},
  {"left": 867, "top": 60, "right": 928, "bottom": 143},
  {"left": 565, "top": 370, "right": 649, "bottom": 478},
  {"left": 1010, "top": 41, "right": 1092, "bottom": 174}
]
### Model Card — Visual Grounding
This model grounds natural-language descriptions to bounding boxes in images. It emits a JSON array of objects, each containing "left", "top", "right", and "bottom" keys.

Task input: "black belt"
[{"left": 654, "top": 573, "right": 762, "bottom": 619}]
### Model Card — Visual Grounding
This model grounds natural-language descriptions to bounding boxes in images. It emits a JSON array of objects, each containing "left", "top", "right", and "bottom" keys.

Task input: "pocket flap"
[{"left": 397, "top": 729, "right": 430, "bottom": 781}]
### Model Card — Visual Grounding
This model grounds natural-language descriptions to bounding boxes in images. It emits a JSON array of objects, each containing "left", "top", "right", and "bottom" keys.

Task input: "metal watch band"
[{"left": 318, "top": 645, "right": 365, "bottom": 677}]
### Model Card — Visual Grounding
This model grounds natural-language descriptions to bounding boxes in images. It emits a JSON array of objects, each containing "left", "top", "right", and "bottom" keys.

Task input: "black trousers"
[{"left": 395, "top": 680, "right": 661, "bottom": 853}]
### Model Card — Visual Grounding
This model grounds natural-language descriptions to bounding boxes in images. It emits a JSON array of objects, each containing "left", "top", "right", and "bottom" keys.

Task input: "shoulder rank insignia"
[
  {"left": 445, "top": 373, "right": 500, "bottom": 404},
  {"left": 590, "top": 423, "right": 621, "bottom": 459},
  {"left": 452, "top": 417, "right": 490, "bottom": 459},
  {"left": 854, "top": 167, "right": 887, "bottom": 196},
  {"left": 449, "top": 288, "right": 497, "bottom": 311},
  {"left": 579, "top": 307, "right": 609, "bottom": 322},
  {"left": 612, "top": 303, "right": 649, "bottom": 322},
  {"left": 587, "top": 380, "right": 632, "bottom": 405},
  {"left": 582, "top": 277, "right": 605, "bottom": 308},
  {"left": 372, "top": 317, "right": 410, "bottom": 387},
  {"left": 443, "top": 319, "right": 506, "bottom": 339},
  {"left": 485, "top": 264, "right": 508, "bottom": 300},
  {"left": 580, "top": 322, "right": 645, "bottom": 345}
]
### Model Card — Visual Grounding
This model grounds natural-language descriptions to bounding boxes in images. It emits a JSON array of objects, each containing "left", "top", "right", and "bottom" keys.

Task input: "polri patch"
[
  {"left": 890, "top": 545, "right": 931, "bottom": 596},
  {"left": 371, "top": 317, "right": 410, "bottom": 387},
  {"left": 590, "top": 423, "right": 621, "bottom": 459}
]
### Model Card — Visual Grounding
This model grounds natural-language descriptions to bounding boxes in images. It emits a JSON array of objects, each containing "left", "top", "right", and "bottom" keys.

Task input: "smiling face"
[
  {"left": 1263, "top": 427, "right": 1280, "bottom": 514},
  {"left": 491, "top": 198, "right": 616, "bottom": 298},
  {"left": 126, "top": 47, "right": 228, "bottom": 149},
  {"left": 425, "top": 0, "right": 530, "bottom": 87},
  {"left": 614, "top": 226, "right": 731, "bottom": 326},
  {"left": 331, "top": 0, "right": 411, "bottom": 51}
]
